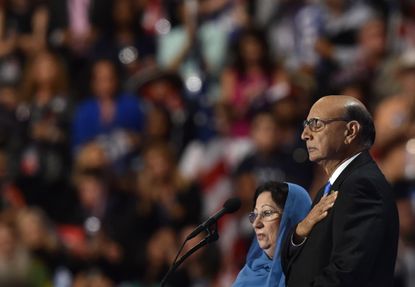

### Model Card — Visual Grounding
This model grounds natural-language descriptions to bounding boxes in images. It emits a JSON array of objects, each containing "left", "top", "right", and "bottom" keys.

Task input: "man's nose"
[{"left": 301, "top": 127, "right": 310, "bottom": 141}]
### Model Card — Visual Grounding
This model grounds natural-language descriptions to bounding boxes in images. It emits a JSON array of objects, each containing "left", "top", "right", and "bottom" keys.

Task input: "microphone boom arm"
[{"left": 160, "top": 223, "right": 219, "bottom": 287}]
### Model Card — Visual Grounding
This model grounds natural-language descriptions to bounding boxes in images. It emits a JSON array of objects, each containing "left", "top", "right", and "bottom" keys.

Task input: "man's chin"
[
  {"left": 308, "top": 154, "right": 322, "bottom": 163},
  {"left": 308, "top": 154, "right": 316, "bottom": 161}
]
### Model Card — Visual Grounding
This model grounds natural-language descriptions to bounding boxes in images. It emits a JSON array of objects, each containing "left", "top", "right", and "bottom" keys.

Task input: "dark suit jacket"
[{"left": 281, "top": 151, "right": 399, "bottom": 287}]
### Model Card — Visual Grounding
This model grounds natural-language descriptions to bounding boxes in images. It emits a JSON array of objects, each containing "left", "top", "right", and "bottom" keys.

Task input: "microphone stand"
[{"left": 160, "top": 223, "right": 219, "bottom": 287}]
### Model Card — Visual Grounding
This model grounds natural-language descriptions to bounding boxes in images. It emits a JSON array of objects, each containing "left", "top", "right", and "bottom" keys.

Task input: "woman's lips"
[{"left": 256, "top": 233, "right": 265, "bottom": 240}]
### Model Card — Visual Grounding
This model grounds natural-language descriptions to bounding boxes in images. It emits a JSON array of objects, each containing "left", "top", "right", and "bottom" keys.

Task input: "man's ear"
[{"left": 344, "top": 121, "right": 360, "bottom": 144}]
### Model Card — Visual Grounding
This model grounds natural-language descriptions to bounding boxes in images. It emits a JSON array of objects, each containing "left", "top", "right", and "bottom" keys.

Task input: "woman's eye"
[{"left": 263, "top": 210, "right": 273, "bottom": 217}]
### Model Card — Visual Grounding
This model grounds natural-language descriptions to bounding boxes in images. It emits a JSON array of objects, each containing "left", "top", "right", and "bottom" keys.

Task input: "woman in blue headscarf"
[{"left": 232, "top": 181, "right": 312, "bottom": 287}]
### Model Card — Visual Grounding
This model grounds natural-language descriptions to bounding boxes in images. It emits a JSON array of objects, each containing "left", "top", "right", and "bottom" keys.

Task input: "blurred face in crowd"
[
  {"left": 75, "top": 143, "right": 108, "bottom": 172},
  {"left": 113, "top": 0, "right": 134, "bottom": 27},
  {"left": 17, "top": 210, "right": 45, "bottom": 249},
  {"left": 0, "top": 87, "right": 18, "bottom": 110},
  {"left": 91, "top": 61, "right": 118, "bottom": 99},
  {"left": 146, "top": 228, "right": 176, "bottom": 268},
  {"left": 235, "top": 172, "right": 257, "bottom": 207},
  {"left": 359, "top": 19, "right": 386, "bottom": 58},
  {"left": 10, "top": 0, "right": 29, "bottom": 11},
  {"left": 144, "top": 145, "right": 174, "bottom": 179},
  {"left": 240, "top": 34, "right": 264, "bottom": 64},
  {"left": 0, "top": 223, "right": 16, "bottom": 259},
  {"left": 33, "top": 52, "right": 59, "bottom": 86},
  {"left": 325, "top": 0, "right": 346, "bottom": 11},
  {"left": 145, "top": 106, "right": 171, "bottom": 140},
  {"left": 251, "top": 113, "right": 280, "bottom": 153},
  {"left": 73, "top": 271, "right": 113, "bottom": 287},
  {"left": 77, "top": 176, "right": 106, "bottom": 211},
  {"left": 250, "top": 191, "right": 281, "bottom": 258}
]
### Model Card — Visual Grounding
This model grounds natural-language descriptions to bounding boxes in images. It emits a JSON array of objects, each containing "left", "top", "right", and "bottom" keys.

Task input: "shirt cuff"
[{"left": 291, "top": 233, "right": 307, "bottom": 247}]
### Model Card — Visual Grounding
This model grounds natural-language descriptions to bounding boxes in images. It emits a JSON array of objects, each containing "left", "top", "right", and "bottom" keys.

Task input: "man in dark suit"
[{"left": 281, "top": 95, "right": 399, "bottom": 286}]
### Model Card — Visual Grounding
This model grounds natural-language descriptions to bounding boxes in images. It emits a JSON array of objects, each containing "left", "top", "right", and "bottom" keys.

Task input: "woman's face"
[
  {"left": 252, "top": 191, "right": 281, "bottom": 258},
  {"left": 91, "top": 61, "right": 118, "bottom": 99},
  {"left": 34, "top": 53, "right": 58, "bottom": 85},
  {"left": 17, "top": 211, "right": 45, "bottom": 249},
  {"left": 145, "top": 148, "right": 172, "bottom": 178},
  {"left": 241, "top": 35, "right": 263, "bottom": 64}
]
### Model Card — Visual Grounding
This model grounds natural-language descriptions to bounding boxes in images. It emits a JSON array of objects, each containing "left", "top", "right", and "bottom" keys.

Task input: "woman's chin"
[{"left": 258, "top": 241, "right": 270, "bottom": 251}]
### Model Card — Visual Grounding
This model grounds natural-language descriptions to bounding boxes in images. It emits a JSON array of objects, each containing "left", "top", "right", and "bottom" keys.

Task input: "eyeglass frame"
[
  {"left": 248, "top": 209, "right": 282, "bottom": 224},
  {"left": 302, "top": 117, "right": 350, "bottom": 132}
]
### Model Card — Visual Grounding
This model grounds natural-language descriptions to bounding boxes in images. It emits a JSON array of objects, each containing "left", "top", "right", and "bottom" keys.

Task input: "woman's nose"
[{"left": 253, "top": 217, "right": 264, "bottom": 229}]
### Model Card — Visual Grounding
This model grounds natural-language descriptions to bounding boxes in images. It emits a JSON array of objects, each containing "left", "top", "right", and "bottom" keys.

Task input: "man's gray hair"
[{"left": 344, "top": 104, "right": 376, "bottom": 149}]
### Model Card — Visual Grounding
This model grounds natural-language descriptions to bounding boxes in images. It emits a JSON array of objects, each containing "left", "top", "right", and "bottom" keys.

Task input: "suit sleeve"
[
  {"left": 311, "top": 176, "right": 384, "bottom": 286},
  {"left": 281, "top": 225, "right": 298, "bottom": 276},
  {"left": 282, "top": 189, "right": 322, "bottom": 278}
]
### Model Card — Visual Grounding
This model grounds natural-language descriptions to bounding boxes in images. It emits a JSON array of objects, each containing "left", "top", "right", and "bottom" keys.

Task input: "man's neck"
[{"left": 322, "top": 149, "right": 364, "bottom": 177}]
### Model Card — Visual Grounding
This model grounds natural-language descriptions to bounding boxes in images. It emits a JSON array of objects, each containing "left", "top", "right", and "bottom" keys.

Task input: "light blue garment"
[{"left": 232, "top": 183, "right": 311, "bottom": 287}]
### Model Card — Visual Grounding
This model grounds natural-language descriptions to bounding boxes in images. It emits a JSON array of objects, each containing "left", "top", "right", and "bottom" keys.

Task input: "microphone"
[{"left": 186, "top": 197, "right": 241, "bottom": 240}]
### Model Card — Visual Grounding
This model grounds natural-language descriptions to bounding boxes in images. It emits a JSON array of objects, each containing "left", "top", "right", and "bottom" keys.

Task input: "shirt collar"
[{"left": 328, "top": 152, "right": 361, "bottom": 185}]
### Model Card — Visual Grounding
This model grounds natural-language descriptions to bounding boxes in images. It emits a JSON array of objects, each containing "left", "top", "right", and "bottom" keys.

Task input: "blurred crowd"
[{"left": 1, "top": 0, "right": 415, "bottom": 286}]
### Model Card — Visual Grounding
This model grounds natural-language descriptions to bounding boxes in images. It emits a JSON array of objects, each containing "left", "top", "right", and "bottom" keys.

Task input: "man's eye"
[{"left": 311, "top": 119, "right": 319, "bottom": 126}]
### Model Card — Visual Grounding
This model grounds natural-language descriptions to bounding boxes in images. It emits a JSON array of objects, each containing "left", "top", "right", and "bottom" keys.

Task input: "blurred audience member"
[
  {"left": 72, "top": 168, "right": 137, "bottom": 282},
  {"left": 72, "top": 269, "right": 113, "bottom": 287},
  {"left": 157, "top": 0, "right": 229, "bottom": 98},
  {"left": 0, "top": 150, "right": 25, "bottom": 210},
  {"left": 72, "top": 59, "right": 145, "bottom": 171},
  {"left": 220, "top": 28, "right": 290, "bottom": 137},
  {"left": 253, "top": 0, "right": 306, "bottom": 70},
  {"left": 0, "top": 85, "right": 24, "bottom": 180},
  {"left": 92, "top": 0, "right": 156, "bottom": 84},
  {"left": 137, "top": 142, "right": 202, "bottom": 229},
  {"left": 133, "top": 68, "right": 196, "bottom": 153},
  {"left": 15, "top": 50, "right": 72, "bottom": 217},
  {"left": 0, "top": 219, "right": 49, "bottom": 286},
  {"left": 177, "top": 225, "right": 221, "bottom": 286},
  {"left": 330, "top": 17, "right": 388, "bottom": 107},
  {"left": 373, "top": 49, "right": 415, "bottom": 182},
  {"left": 144, "top": 104, "right": 173, "bottom": 145},
  {"left": 236, "top": 111, "right": 313, "bottom": 189},
  {"left": 141, "top": 227, "right": 178, "bottom": 285},
  {"left": 372, "top": 50, "right": 415, "bottom": 287},
  {"left": 179, "top": 103, "right": 253, "bottom": 217},
  {"left": 296, "top": 0, "right": 375, "bottom": 71},
  {"left": 16, "top": 207, "right": 69, "bottom": 282},
  {"left": 1, "top": 0, "right": 49, "bottom": 56},
  {"left": 392, "top": 0, "right": 415, "bottom": 51}
]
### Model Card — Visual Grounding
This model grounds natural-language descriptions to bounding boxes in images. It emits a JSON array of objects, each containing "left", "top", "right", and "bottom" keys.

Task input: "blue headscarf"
[{"left": 232, "top": 183, "right": 311, "bottom": 287}]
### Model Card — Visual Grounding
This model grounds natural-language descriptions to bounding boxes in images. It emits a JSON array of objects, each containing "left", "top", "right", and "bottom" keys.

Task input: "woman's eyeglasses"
[
  {"left": 303, "top": 118, "right": 349, "bottom": 132},
  {"left": 248, "top": 210, "right": 282, "bottom": 224}
]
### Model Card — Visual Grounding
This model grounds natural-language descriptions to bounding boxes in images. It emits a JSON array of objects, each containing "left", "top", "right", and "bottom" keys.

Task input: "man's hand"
[{"left": 294, "top": 191, "right": 338, "bottom": 243}]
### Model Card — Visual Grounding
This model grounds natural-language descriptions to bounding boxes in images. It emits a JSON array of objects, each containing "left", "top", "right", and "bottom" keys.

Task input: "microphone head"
[{"left": 223, "top": 197, "right": 241, "bottom": 214}]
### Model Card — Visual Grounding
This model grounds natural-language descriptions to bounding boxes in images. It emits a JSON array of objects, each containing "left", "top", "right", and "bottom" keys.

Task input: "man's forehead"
[{"left": 308, "top": 101, "right": 343, "bottom": 118}]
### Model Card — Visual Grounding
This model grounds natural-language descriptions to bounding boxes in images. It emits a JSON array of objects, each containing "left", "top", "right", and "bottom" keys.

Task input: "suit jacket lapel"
[
  {"left": 312, "top": 150, "right": 373, "bottom": 204},
  {"left": 331, "top": 150, "right": 373, "bottom": 191}
]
